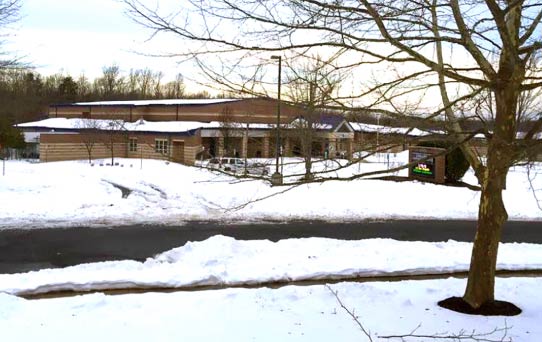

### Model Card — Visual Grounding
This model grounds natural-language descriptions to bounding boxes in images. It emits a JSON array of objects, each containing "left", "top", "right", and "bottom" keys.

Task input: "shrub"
[
  {"left": 0, "top": 119, "right": 25, "bottom": 150},
  {"left": 417, "top": 141, "right": 470, "bottom": 182}
]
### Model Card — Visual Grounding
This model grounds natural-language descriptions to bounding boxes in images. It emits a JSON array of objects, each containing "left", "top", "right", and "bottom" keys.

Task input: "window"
[
  {"left": 129, "top": 138, "right": 138, "bottom": 152},
  {"left": 155, "top": 139, "right": 169, "bottom": 155}
]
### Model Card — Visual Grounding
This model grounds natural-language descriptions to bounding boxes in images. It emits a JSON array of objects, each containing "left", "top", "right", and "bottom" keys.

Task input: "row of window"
[
  {"left": 128, "top": 138, "right": 169, "bottom": 155},
  {"left": 155, "top": 139, "right": 169, "bottom": 154}
]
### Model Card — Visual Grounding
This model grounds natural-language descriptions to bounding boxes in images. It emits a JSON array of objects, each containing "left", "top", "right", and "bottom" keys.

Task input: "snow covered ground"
[
  {"left": 0, "top": 152, "right": 540, "bottom": 228},
  {"left": 0, "top": 236, "right": 541, "bottom": 341},
  {"left": 1, "top": 154, "right": 541, "bottom": 341},
  {"left": 1, "top": 278, "right": 540, "bottom": 342}
]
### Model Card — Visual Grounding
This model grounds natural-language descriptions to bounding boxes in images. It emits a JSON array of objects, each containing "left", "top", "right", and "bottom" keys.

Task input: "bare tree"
[
  {"left": 94, "top": 64, "right": 124, "bottom": 99},
  {"left": 286, "top": 56, "right": 343, "bottom": 180},
  {"left": 138, "top": 68, "right": 155, "bottom": 98},
  {"left": 126, "top": 68, "right": 141, "bottom": 98},
  {"left": 164, "top": 73, "right": 186, "bottom": 98},
  {"left": 76, "top": 74, "right": 91, "bottom": 99},
  {"left": 153, "top": 70, "right": 164, "bottom": 98},
  {"left": 101, "top": 119, "right": 126, "bottom": 166},
  {"left": 0, "top": 0, "right": 21, "bottom": 70},
  {"left": 123, "top": 0, "right": 542, "bottom": 311},
  {"left": 0, "top": 0, "right": 19, "bottom": 26},
  {"left": 76, "top": 119, "right": 102, "bottom": 164},
  {"left": 218, "top": 106, "right": 240, "bottom": 157}
]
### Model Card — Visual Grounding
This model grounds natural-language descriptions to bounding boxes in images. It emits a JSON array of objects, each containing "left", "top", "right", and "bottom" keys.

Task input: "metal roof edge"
[{"left": 49, "top": 98, "right": 250, "bottom": 108}]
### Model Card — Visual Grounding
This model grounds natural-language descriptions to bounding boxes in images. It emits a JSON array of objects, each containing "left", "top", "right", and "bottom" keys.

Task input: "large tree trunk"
[
  {"left": 463, "top": 158, "right": 508, "bottom": 308},
  {"left": 463, "top": 62, "right": 520, "bottom": 308}
]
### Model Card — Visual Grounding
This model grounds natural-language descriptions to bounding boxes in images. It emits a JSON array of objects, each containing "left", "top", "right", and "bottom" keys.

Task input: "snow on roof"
[
  {"left": 18, "top": 118, "right": 88, "bottom": 130},
  {"left": 287, "top": 117, "right": 333, "bottom": 130},
  {"left": 23, "top": 118, "right": 487, "bottom": 136},
  {"left": 349, "top": 122, "right": 437, "bottom": 136},
  {"left": 126, "top": 120, "right": 210, "bottom": 132},
  {"left": 17, "top": 118, "right": 275, "bottom": 133},
  {"left": 206, "top": 122, "right": 275, "bottom": 130},
  {"left": 18, "top": 118, "right": 209, "bottom": 133},
  {"left": 70, "top": 99, "right": 241, "bottom": 106}
]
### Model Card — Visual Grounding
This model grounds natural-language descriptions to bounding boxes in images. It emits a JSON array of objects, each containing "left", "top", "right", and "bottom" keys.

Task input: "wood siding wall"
[
  {"left": 40, "top": 132, "right": 202, "bottom": 165},
  {"left": 40, "top": 141, "right": 127, "bottom": 162}
]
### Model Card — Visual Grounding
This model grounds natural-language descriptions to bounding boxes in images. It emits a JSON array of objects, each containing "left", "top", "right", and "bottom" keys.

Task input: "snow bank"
[{"left": 1, "top": 236, "right": 541, "bottom": 295}]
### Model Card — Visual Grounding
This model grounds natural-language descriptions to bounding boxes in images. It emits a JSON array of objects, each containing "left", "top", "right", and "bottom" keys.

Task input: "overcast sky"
[{"left": 9, "top": 0, "right": 184, "bottom": 81}]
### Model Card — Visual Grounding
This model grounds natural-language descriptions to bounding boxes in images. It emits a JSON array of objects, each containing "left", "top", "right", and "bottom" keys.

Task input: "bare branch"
[
  {"left": 379, "top": 320, "right": 512, "bottom": 341},
  {"left": 326, "top": 285, "right": 373, "bottom": 342},
  {"left": 527, "top": 163, "right": 542, "bottom": 211}
]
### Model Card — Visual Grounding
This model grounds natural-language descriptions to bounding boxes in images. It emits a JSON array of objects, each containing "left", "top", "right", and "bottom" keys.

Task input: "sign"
[
  {"left": 408, "top": 146, "right": 445, "bottom": 184},
  {"left": 411, "top": 151, "right": 435, "bottom": 178}
]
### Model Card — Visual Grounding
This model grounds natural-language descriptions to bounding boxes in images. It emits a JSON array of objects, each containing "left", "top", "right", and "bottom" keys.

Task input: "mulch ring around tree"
[{"left": 438, "top": 297, "right": 522, "bottom": 316}]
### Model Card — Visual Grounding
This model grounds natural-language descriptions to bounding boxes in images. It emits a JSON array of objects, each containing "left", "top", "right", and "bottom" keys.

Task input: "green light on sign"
[{"left": 413, "top": 163, "right": 434, "bottom": 177}]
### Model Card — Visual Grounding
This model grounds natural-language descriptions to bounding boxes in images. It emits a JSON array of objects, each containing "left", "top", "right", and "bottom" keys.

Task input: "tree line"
[
  {"left": 0, "top": 65, "right": 216, "bottom": 124},
  {"left": 0, "top": 64, "right": 218, "bottom": 151}
]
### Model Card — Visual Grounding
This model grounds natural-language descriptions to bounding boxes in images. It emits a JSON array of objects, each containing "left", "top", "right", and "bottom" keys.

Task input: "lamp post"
[
  {"left": 376, "top": 113, "right": 380, "bottom": 162},
  {"left": 270, "top": 55, "right": 283, "bottom": 185}
]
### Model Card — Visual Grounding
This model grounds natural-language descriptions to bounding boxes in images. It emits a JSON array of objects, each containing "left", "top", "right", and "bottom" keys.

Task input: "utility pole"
[{"left": 270, "top": 55, "right": 283, "bottom": 185}]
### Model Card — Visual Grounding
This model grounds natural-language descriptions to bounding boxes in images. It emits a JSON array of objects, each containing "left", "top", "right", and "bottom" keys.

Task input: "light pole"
[
  {"left": 270, "top": 55, "right": 283, "bottom": 185},
  {"left": 376, "top": 113, "right": 381, "bottom": 162}
]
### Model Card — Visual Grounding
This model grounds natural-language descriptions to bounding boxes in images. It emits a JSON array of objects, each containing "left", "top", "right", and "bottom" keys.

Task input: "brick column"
[
  {"left": 284, "top": 137, "right": 291, "bottom": 157},
  {"left": 263, "top": 136, "right": 270, "bottom": 158},
  {"left": 241, "top": 134, "right": 248, "bottom": 158},
  {"left": 328, "top": 137, "right": 337, "bottom": 158},
  {"left": 218, "top": 136, "right": 224, "bottom": 157}
]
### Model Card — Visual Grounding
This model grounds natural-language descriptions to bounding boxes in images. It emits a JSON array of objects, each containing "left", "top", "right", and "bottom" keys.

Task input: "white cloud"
[{"left": 8, "top": 0, "right": 187, "bottom": 80}]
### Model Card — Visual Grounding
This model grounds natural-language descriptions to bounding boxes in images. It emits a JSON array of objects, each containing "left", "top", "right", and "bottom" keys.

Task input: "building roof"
[
  {"left": 17, "top": 118, "right": 274, "bottom": 134},
  {"left": 55, "top": 99, "right": 242, "bottom": 107},
  {"left": 287, "top": 117, "right": 333, "bottom": 130},
  {"left": 349, "top": 122, "right": 437, "bottom": 136},
  {"left": 319, "top": 114, "right": 346, "bottom": 129},
  {"left": 18, "top": 118, "right": 204, "bottom": 133},
  {"left": 288, "top": 114, "right": 355, "bottom": 132}
]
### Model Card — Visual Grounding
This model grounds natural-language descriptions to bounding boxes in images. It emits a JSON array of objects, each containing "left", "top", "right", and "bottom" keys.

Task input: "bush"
[
  {"left": 417, "top": 141, "right": 470, "bottom": 182},
  {"left": 0, "top": 119, "right": 25, "bottom": 150}
]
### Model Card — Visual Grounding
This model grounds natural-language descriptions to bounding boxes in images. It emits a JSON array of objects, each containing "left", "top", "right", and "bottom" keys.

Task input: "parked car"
[
  {"left": 206, "top": 158, "right": 222, "bottom": 170},
  {"left": 221, "top": 158, "right": 245, "bottom": 172},
  {"left": 205, "top": 158, "right": 270, "bottom": 176},
  {"left": 245, "top": 162, "right": 270, "bottom": 176},
  {"left": 206, "top": 157, "right": 243, "bottom": 172}
]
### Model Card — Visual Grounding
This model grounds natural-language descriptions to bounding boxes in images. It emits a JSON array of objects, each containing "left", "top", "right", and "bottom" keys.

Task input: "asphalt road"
[{"left": 0, "top": 220, "right": 540, "bottom": 274}]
